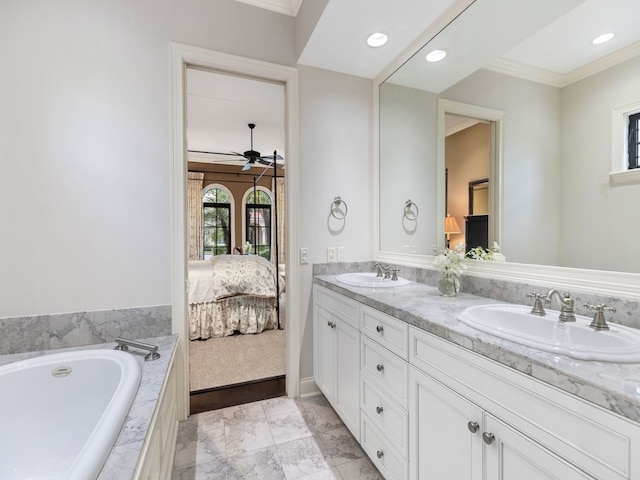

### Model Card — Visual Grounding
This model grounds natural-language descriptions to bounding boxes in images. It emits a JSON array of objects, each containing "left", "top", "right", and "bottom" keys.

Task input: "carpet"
[{"left": 189, "top": 327, "right": 286, "bottom": 392}]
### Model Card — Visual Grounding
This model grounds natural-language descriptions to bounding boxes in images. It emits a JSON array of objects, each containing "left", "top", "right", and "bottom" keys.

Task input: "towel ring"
[
  {"left": 404, "top": 200, "right": 419, "bottom": 220},
  {"left": 330, "top": 196, "right": 348, "bottom": 220}
]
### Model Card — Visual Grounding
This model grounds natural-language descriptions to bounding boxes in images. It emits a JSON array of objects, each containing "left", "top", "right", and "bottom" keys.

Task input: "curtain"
[
  {"left": 273, "top": 176, "right": 286, "bottom": 266},
  {"left": 187, "top": 172, "right": 204, "bottom": 260}
]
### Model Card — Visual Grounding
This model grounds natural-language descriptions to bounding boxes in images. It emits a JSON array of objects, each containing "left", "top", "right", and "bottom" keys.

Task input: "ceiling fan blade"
[
  {"left": 187, "top": 150, "right": 243, "bottom": 157},
  {"left": 259, "top": 154, "right": 284, "bottom": 161}
]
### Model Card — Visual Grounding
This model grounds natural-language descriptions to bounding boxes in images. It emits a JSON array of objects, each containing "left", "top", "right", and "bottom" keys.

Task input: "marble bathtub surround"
[
  {"left": 313, "top": 262, "right": 640, "bottom": 331},
  {"left": 0, "top": 335, "right": 177, "bottom": 480},
  {"left": 314, "top": 274, "right": 640, "bottom": 425},
  {"left": 172, "top": 394, "right": 384, "bottom": 480},
  {"left": 0, "top": 304, "right": 172, "bottom": 355}
]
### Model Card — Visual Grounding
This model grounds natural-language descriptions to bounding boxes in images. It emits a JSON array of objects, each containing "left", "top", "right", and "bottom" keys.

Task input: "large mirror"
[{"left": 377, "top": 0, "right": 640, "bottom": 274}]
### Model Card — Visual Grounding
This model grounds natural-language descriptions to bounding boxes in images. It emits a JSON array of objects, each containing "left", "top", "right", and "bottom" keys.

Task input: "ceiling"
[{"left": 188, "top": 0, "right": 640, "bottom": 165}]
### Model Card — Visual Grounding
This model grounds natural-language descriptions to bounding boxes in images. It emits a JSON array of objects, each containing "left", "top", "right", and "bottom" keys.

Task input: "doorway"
[
  {"left": 169, "top": 43, "right": 301, "bottom": 420},
  {"left": 438, "top": 99, "right": 504, "bottom": 252},
  {"left": 185, "top": 67, "right": 287, "bottom": 412}
]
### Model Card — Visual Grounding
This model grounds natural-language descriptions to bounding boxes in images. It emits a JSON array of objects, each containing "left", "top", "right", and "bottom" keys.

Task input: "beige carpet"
[{"left": 189, "top": 328, "right": 286, "bottom": 392}]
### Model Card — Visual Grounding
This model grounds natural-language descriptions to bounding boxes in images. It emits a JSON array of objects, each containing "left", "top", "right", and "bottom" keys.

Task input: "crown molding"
[
  {"left": 485, "top": 40, "right": 640, "bottom": 88},
  {"left": 234, "top": 0, "right": 302, "bottom": 16}
]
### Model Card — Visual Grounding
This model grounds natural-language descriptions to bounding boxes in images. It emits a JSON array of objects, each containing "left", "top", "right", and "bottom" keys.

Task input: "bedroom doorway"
[{"left": 184, "top": 67, "right": 287, "bottom": 413}]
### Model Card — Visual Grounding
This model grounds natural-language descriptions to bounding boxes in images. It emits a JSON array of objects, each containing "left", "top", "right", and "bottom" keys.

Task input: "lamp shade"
[{"left": 444, "top": 214, "right": 461, "bottom": 235}]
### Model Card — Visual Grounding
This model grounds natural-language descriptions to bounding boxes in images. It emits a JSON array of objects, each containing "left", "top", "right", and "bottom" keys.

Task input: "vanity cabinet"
[
  {"left": 313, "top": 285, "right": 361, "bottom": 440},
  {"left": 313, "top": 284, "right": 640, "bottom": 480},
  {"left": 409, "top": 326, "right": 639, "bottom": 480},
  {"left": 359, "top": 305, "right": 409, "bottom": 480}
]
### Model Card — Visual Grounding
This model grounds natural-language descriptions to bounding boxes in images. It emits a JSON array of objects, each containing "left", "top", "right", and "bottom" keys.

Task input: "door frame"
[{"left": 169, "top": 42, "right": 300, "bottom": 418}]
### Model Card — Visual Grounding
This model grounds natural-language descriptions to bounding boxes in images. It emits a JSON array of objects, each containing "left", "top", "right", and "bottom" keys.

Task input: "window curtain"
[
  {"left": 187, "top": 172, "right": 204, "bottom": 260},
  {"left": 273, "top": 177, "right": 285, "bottom": 266}
]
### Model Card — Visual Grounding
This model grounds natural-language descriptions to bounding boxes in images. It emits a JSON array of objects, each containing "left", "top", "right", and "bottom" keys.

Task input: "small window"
[
  {"left": 203, "top": 188, "right": 231, "bottom": 259},
  {"left": 246, "top": 189, "right": 272, "bottom": 261},
  {"left": 628, "top": 112, "right": 640, "bottom": 170}
]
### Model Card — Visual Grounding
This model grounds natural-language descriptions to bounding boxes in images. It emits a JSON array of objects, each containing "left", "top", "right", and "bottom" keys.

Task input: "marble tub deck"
[
  {"left": 172, "top": 395, "right": 383, "bottom": 480},
  {"left": 315, "top": 275, "right": 640, "bottom": 425},
  {"left": 0, "top": 334, "right": 178, "bottom": 479}
]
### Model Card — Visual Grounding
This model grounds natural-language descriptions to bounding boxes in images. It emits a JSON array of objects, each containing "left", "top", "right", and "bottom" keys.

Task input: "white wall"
[
  {"left": 379, "top": 83, "right": 439, "bottom": 255},
  {"left": 298, "top": 65, "right": 372, "bottom": 379},
  {"left": 560, "top": 55, "right": 640, "bottom": 273},
  {"left": 0, "top": 0, "right": 295, "bottom": 317}
]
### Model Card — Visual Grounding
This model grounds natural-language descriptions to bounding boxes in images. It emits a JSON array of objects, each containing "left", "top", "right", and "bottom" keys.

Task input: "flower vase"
[{"left": 438, "top": 272, "right": 460, "bottom": 297}]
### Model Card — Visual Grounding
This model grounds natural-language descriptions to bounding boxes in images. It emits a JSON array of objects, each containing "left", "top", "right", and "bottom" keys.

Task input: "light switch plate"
[{"left": 327, "top": 247, "right": 337, "bottom": 263}]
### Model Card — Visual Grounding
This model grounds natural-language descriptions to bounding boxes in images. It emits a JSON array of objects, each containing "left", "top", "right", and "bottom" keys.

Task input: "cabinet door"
[
  {"left": 409, "top": 367, "right": 483, "bottom": 480},
  {"left": 315, "top": 306, "right": 336, "bottom": 401},
  {"left": 335, "top": 320, "right": 360, "bottom": 441},
  {"left": 484, "top": 414, "right": 595, "bottom": 480}
]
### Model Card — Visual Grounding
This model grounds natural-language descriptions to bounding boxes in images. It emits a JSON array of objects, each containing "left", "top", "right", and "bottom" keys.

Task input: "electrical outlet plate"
[
  {"left": 300, "top": 248, "right": 309, "bottom": 264},
  {"left": 337, "top": 246, "right": 344, "bottom": 262},
  {"left": 327, "top": 247, "right": 337, "bottom": 263}
]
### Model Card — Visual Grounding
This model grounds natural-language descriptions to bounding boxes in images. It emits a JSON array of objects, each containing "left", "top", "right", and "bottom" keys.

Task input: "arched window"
[
  {"left": 202, "top": 186, "right": 232, "bottom": 259},
  {"left": 245, "top": 188, "right": 272, "bottom": 261}
]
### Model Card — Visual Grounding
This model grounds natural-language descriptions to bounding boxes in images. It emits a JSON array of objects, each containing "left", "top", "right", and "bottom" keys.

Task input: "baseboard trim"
[{"left": 299, "top": 376, "right": 320, "bottom": 397}]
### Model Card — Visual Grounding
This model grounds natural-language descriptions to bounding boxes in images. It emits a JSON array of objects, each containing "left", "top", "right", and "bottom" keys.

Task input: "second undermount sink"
[
  {"left": 336, "top": 272, "right": 409, "bottom": 288},
  {"left": 458, "top": 304, "right": 640, "bottom": 363}
]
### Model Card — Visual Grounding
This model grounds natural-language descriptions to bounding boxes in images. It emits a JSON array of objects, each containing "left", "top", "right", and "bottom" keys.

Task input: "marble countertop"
[
  {"left": 315, "top": 275, "right": 640, "bottom": 424},
  {"left": 0, "top": 335, "right": 178, "bottom": 479}
]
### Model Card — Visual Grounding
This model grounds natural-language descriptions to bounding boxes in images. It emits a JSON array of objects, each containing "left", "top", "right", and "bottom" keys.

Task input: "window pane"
[
  {"left": 203, "top": 188, "right": 231, "bottom": 258},
  {"left": 629, "top": 112, "right": 640, "bottom": 170}
]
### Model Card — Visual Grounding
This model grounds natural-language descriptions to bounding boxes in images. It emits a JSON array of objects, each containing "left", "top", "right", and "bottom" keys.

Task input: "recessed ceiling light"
[
  {"left": 367, "top": 32, "right": 388, "bottom": 48},
  {"left": 592, "top": 32, "right": 615, "bottom": 45},
  {"left": 426, "top": 49, "right": 447, "bottom": 62}
]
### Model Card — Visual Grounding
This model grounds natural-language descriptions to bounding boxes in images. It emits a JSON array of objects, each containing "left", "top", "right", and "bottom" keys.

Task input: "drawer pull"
[
  {"left": 376, "top": 406, "right": 384, "bottom": 414},
  {"left": 376, "top": 363, "right": 384, "bottom": 372},
  {"left": 482, "top": 432, "right": 495, "bottom": 445},
  {"left": 376, "top": 450, "right": 384, "bottom": 459},
  {"left": 327, "top": 321, "right": 336, "bottom": 329},
  {"left": 467, "top": 421, "right": 479, "bottom": 433},
  {"left": 376, "top": 325, "right": 384, "bottom": 333}
]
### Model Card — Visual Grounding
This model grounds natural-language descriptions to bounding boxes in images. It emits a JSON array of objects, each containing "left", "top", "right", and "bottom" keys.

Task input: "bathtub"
[{"left": 0, "top": 349, "right": 142, "bottom": 480}]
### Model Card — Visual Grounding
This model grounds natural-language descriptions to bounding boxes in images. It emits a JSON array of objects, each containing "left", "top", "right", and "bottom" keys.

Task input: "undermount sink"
[
  {"left": 336, "top": 272, "right": 409, "bottom": 288},
  {"left": 458, "top": 304, "right": 640, "bottom": 363}
]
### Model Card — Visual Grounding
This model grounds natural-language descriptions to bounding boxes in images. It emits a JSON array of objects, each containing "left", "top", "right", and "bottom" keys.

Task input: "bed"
[{"left": 188, "top": 254, "right": 284, "bottom": 340}]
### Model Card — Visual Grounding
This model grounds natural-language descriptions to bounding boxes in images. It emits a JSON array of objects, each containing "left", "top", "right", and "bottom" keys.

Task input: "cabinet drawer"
[
  {"left": 314, "top": 285, "right": 359, "bottom": 329},
  {"left": 360, "top": 305, "right": 409, "bottom": 360},
  {"left": 410, "top": 326, "right": 638, "bottom": 480},
  {"left": 361, "top": 336, "right": 408, "bottom": 408},
  {"left": 361, "top": 376, "right": 408, "bottom": 456},
  {"left": 361, "top": 415, "right": 408, "bottom": 480}
]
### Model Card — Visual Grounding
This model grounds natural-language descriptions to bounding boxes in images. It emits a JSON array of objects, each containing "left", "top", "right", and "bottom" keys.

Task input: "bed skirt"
[{"left": 189, "top": 296, "right": 278, "bottom": 340}]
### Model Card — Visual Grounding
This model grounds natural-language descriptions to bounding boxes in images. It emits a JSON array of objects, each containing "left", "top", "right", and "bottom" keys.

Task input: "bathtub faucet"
[{"left": 115, "top": 337, "right": 161, "bottom": 361}]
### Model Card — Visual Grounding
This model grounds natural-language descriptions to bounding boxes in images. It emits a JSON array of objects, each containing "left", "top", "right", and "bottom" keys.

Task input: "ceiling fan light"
[
  {"left": 242, "top": 161, "right": 252, "bottom": 171},
  {"left": 592, "top": 32, "right": 614, "bottom": 45},
  {"left": 367, "top": 32, "right": 388, "bottom": 48}
]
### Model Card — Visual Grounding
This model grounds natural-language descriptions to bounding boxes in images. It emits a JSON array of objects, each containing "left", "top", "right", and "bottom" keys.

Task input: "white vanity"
[{"left": 313, "top": 279, "right": 640, "bottom": 480}]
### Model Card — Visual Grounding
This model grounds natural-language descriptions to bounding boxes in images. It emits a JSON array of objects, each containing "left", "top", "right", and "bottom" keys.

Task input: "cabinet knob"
[
  {"left": 482, "top": 432, "right": 495, "bottom": 445},
  {"left": 376, "top": 450, "right": 384, "bottom": 459},
  {"left": 331, "top": 322, "right": 336, "bottom": 329},
  {"left": 376, "top": 325, "right": 384, "bottom": 333},
  {"left": 376, "top": 363, "right": 384, "bottom": 372},
  {"left": 376, "top": 406, "right": 384, "bottom": 414},
  {"left": 467, "top": 421, "right": 479, "bottom": 433}
]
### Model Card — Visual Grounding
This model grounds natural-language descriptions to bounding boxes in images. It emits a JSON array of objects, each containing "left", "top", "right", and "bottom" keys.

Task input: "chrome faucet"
[
  {"left": 546, "top": 290, "right": 576, "bottom": 322},
  {"left": 374, "top": 263, "right": 389, "bottom": 278}
]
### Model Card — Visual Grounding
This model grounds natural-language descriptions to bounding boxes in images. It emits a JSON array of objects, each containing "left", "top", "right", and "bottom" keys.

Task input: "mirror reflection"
[{"left": 378, "top": 0, "right": 640, "bottom": 273}]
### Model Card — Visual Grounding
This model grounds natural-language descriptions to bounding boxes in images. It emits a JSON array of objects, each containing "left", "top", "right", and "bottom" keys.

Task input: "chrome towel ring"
[
  {"left": 330, "top": 196, "right": 348, "bottom": 220},
  {"left": 404, "top": 200, "right": 419, "bottom": 220}
]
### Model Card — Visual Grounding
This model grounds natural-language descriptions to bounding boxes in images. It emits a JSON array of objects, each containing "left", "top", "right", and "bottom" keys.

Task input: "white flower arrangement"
[
  {"left": 466, "top": 242, "right": 506, "bottom": 262},
  {"left": 434, "top": 243, "right": 467, "bottom": 277}
]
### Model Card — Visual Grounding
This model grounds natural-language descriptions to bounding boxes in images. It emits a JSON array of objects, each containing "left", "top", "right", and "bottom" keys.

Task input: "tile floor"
[{"left": 171, "top": 394, "right": 385, "bottom": 480}]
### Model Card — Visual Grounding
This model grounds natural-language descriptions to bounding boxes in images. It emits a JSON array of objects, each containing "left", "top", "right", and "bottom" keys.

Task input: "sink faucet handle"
[
  {"left": 390, "top": 267, "right": 400, "bottom": 281},
  {"left": 526, "top": 292, "right": 547, "bottom": 316},
  {"left": 584, "top": 303, "right": 616, "bottom": 331}
]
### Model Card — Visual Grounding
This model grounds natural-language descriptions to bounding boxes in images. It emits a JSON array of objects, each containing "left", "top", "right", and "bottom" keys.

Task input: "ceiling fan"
[{"left": 188, "top": 123, "right": 284, "bottom": 171}]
